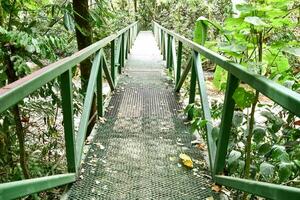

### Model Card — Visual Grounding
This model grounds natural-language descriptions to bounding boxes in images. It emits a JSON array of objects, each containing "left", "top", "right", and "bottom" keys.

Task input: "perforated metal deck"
[{"left": 67, "top": 31, "right": 215, "bottom": 199}]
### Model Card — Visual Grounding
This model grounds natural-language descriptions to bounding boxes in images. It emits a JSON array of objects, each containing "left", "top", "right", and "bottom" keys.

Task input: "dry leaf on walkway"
[
  {"left": 179, "top": 153, "right": 193, "bottom": 168},
  {"left": 211, "top": 184, "right": 222, "bottom": 192},
  {"left": 196, "top": 143, "right": 206, "bottom": 150},
  {"left": 206, "top": 197, "right": 214, "bottom": 200}
]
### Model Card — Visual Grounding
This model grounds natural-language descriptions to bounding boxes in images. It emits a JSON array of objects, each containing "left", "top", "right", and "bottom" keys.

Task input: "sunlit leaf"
[
  {"left": 232, "top": 87, "right": 255, "bottom": 109},
  {"left": 227, "top": 150, "right": 241, "bottom": 166},
  {"left": 244, "top": 16, "right": 268, "bottom": 27},
  {"left": 260, "top": 162, "right": 274, "bottom": 181}
]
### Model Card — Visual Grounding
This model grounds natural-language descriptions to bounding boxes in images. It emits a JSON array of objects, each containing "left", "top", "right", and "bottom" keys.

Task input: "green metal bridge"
[{"left": 0, "top": 21, "right": 300, "bottom": 199}]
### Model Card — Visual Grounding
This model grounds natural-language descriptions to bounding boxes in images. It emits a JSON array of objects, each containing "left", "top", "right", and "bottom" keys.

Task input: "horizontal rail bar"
[
  {"left": 0, "top": 173, "right": 75, "bottom": 200},
  {"left": 215, "top": 175, "right": 300, "bottom": 200},
  {"left": 153, "top": 21, "right": 300, "bottom": 116},
  {"left": 0, "top": 22, "right": 137, "bottom": 114}
]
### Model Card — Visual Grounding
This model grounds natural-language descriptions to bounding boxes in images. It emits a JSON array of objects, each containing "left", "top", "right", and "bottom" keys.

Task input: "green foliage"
[{"left": 232, "top": 87, "right": 255, "bottom": 109}]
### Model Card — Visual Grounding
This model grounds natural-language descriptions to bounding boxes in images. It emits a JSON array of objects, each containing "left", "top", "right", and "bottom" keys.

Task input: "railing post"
[
  {"left": 164, "top": 32, "right": 168, "bottom": 60},
  {"left": 60, "top": 69, "right": 76, "bottom": 173},
  {"left": 214, "top": 73, "right": 239, "bottom": 176},
  {"left": 111, "top": 39, "right": 115, "bottom": 84},
  {"left": 161, "top": 30, "right": 165, "bottom": 59},
  {"left": 120, "top": 33, "right": 124, "bottom": 71},
  {"left": 193, "top": 51, "right": 216, "bottom": 172},
  {"left": 158, "top": 27, "right": 161, "bottom": 49},
  {"left": 188, "top": 56, "right": 196, "bottom": 113},
  {"left": 97, "top": 56, "right": 103, "bottom": 117},
  {"left": 128, "top": 28, "right": 131, "bottom": 53},
  {"left": 167, "top": 34, "right": 172, "bottom": 69},
  {"left": 176, "top": 41, "right": 182, "bottom": 86},
  {"left": 125, "top": 31, "right": 129, "bottom": 59},
  {"left": 117, "top": 36, "right": 122, "bottom": 74}
]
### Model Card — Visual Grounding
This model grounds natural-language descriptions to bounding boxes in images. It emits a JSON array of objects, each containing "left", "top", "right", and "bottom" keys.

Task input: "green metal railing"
[
  {"left": 0, "top": 22, "right": 138, "bottom": 200},
  {"left": 153, "top": 21, "right": 300, "bottom": 200}
]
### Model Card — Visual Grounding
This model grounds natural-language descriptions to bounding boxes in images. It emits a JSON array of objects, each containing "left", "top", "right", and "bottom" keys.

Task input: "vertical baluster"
[
  {"left": 60, "top": 69, "right": 76, "bottom": 173},
  {"left": 214, "top": 73, "right": 239, "bottom": 176},
  {"left": 166, "top": 34, "right": 171, "bottom": 69},
  {"left": 117, "top": 36, "right": 122, "bottom": 74},
  {"left": 193, "top": 51, "right": 216, "bottom": 172},
  {"left": 97, "top": 56, "right": 103, "bottom": 117},
  {"left": 176, "top": 41, "right": 182, "bottom": 86},
  {"left": 126, "top": 31, "right": 129, "bottom": 59},
  {"left": 161, "top": 30, "right": 165, "bottom": 59},
  {"left": 188, "top": 56, "right": 196, "bottom": 109},
  {"left": 111, "top": 39, "right": 115, "bottom": 84},
  {"left": 128, "top": 28, "right": 131, "bottom": 53},
  {"left": 120, "top": 33, "right": 124, "bottom": 70},
  {"left": 164, "top": 33, "right": 168, "bottom": 61},
  {"left": 158, "top": 27, "right": 161, "bottom": 49}
]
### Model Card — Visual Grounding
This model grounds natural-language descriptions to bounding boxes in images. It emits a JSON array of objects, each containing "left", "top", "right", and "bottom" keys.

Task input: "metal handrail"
[
  {"left": 0, "top": 21, "right": 138, "bottom": 200},
  {"left": 153, "top": 21, "right": 300, "bottom": 200}
]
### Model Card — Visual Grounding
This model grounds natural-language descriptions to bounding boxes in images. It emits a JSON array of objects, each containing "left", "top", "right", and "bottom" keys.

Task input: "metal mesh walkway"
[{"left": 68, "top": 31, "right": 215, "bottom": 199}]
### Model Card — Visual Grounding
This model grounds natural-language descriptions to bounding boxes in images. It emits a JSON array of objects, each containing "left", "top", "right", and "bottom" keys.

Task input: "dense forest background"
[{"left": 0, "top": 0, "right": 299, "bottom": 199}]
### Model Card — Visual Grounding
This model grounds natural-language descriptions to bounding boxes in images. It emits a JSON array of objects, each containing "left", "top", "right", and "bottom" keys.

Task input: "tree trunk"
[
  {"left": 134, "top": 0, "right": 138, "bottom": 21},
  {"left": 72, "top": 0, "right": 96, "bottom": 137},
  {"left": 4, "top": 47, "right": 30, "bottom": 179}
]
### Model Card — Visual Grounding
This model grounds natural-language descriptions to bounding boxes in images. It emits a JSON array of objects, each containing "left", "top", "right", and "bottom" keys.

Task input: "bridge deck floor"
[{"left": 68, "top": 31, "right": 215, "bottom": 199}]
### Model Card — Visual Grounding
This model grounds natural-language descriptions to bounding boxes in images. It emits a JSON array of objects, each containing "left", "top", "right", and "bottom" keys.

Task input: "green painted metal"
[
  {"left": 171, "top": 36, "right": 177, "bottom": 79},
  {"left": 0, "top": 173, "right": 75, "bottom": 200},
  {"left": 214, "top": 73, "right": 239, "bottom": 176},
  {"left": 75, "top": 51, "right": 101, "bottom": 168},
  {"left": 193, "top": 51, "right": 216, "bottom": 172},
  {"left": 124, "top": 32, "right": 129, "bottom": 59},
  {"left": 167, "top": 34, "right": 172, "bottom": 69},
  {"left": 0, "top": 22, "right": 138, "bottom": 114},
  {"left": 153, "top": 21, "right": 300, "bottom": 198},
  {"left": 176, "top": 41, "right": 182, "bottom": 86},
  {"left": 153, "top": 21, "right": 300, "bottom": 116},
  {"left": 97, "top": 55, "right": 104, "bottom": 117},
  {"left": 0, "top": 22, "right": 138, "bottom": 199},
  {"left": 120, "top": 33, "right": 125, "bottom": 69},
  {"left": 161, "top": 30, "right": 165, "bottom": 59},
  {"left": 215, "top": 175, "right": 300, "bottom": 200},
  {"left": 111, "top": 40, "right": 116, "bottom": 84},
  {"left": 128, "top": 29, "right": 131, "bottom": 53},
  {"left": 101, "top": 51, "right": 115, "bottom": 91},
  {"left": 188, "top": 57, "right": 196, "bottom": 105},
  {"left": 59, "top": 69, "right": 76, "bottom": 173},
  {"left": 164, "top": 32, "right": 168, "bottom": 61},
  {"left": 115, "top": 36, "right": 122, "bottom": 74},
  {"left": 175, "top": 56, "right": 192, "bottom": 92}
]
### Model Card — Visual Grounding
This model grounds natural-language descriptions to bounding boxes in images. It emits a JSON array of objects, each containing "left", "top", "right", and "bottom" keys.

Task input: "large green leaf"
[
  {"left": 212, "top": 66, "right": 227, "bottom": 91},
  {"left": 282, "top": 47, "right": 300, "bottom": 57},
  {"left": 232, "top": 111, "right": 243, "bottom": 127},
  {"left": 63, "top": 11, "right": 75, "bottom": 32},
  {"left": 272, "top": 145, "right": 289, "bottom": 162},
  {"left": 193, "top": 16, "right": 223, "bottom": 45},
  {"left": 278, "top": 162, "right": 293, "bottom": 182},
  {"left": 232, "top": 87, "right": 255, "bottom": 109},
  {"left": 228, "top": 150, "right": 242, "bottom": 166},
  {"left": 260, "top": 162, "right": 274, "bottom": 181},
  {"left": 258, "top": 143, "right": 272, "bottom": 155},
  {"left": 253, "top": 127, "right": 266, "bottom": 143},
  {"left": 244, "top": 16, "right": 268, "bottom": 27},
  {"left": 193, "top": 17, "right": 208, "bottom": 45}
]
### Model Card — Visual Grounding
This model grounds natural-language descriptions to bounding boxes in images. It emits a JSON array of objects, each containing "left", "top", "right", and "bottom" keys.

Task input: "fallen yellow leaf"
[
  {"left": 179, "top": 153, "right": 193, "bottom": 168},
  {"left": 211, "top": 184, "right": 222, "bottom": 192},
  {"left": 196, "top": 143, "right": 206, "bottom": 150}
]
